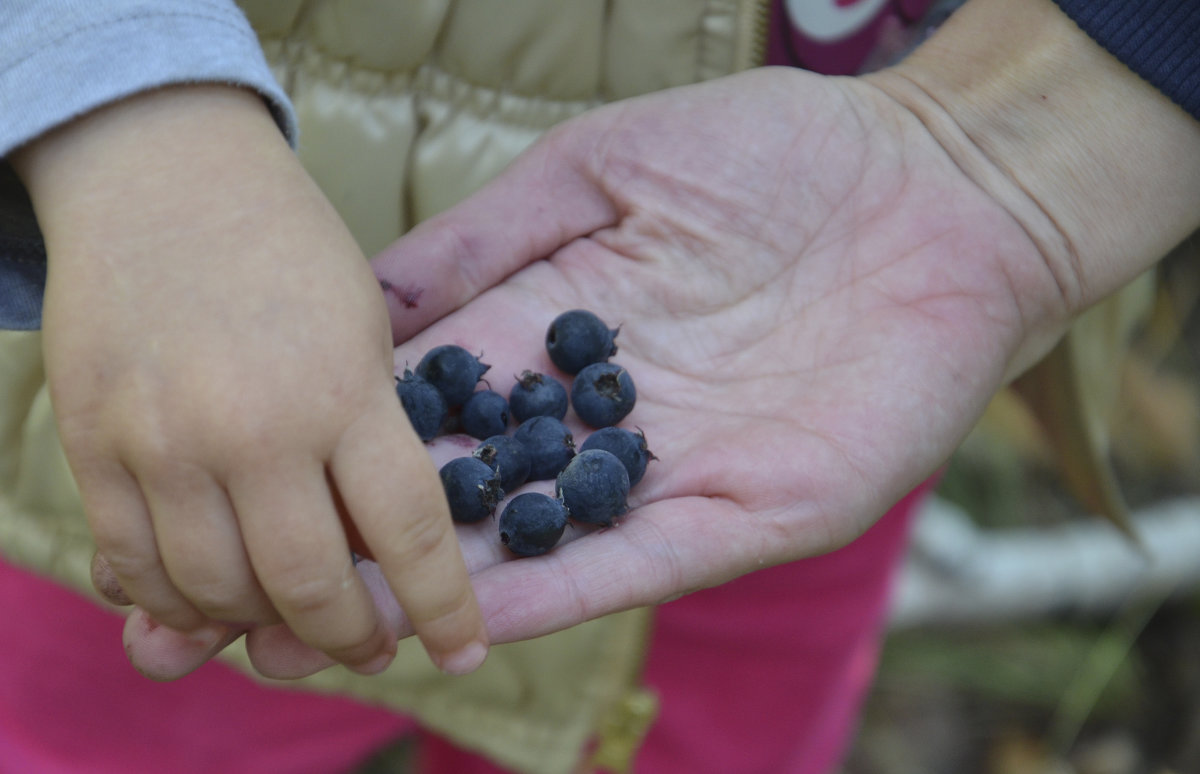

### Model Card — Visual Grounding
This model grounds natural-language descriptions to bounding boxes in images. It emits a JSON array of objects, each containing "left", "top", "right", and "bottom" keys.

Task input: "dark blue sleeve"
[
  {"left": 0, "top": 164, "right": 46, "bottom": 331},
  {"left": 1052, "top": 0, "right": 1200, "bottom": 121}
]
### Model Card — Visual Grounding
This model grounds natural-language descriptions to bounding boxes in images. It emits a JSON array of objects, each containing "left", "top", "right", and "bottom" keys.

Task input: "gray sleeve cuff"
[{"left": 0, "top": 0, "right": 297, "bottom": 157}]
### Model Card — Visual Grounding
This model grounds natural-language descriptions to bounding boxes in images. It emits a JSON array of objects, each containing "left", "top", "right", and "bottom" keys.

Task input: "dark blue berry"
[
  {"left": 579, "top": 427, "right": 655, "bottom": 487},
  {"left": 394, "top": 369, "right": 448, "bottom": 442},
  {"left": 545, "top": 309, "right": 618, "bottom": 375},
  {"left": 512, "top": 415, "right": 576, "bottom": 481},
  {"left": 415, "top": 345, "right": 490, "bottom": 407},
  {"left": 460, "top": 390, "right": 510, "bottom": 439},
  {"left": 555, "top": 449, "right": 630, "bottom": 526},
  {"left": 439, "top": 456, "right": 504, "bottom": 524},
  {"left": 472, "top": 434, "right": 531, "bottom": 493},
  {"left": 508, "top": 370, "right": 568, "bottom": 422},
  {"left": 571, "top": 362, "right": 636, "bottom": 428},
  {"left": 499, "top": 492, "right": 569, "bottom": 557}
]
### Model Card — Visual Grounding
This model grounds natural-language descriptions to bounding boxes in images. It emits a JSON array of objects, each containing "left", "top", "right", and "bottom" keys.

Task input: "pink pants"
[{"left": 0, "top": 486, "right": 922, "bottom": 774}]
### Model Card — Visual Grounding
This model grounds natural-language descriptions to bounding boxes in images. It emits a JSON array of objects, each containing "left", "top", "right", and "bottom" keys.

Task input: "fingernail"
[
  {"left": 184, "top": 623, "right": 229, "bottom": 650},
  {"left": 436, "top": 641, "right": 488, "bottom": 676},
  {"left": 348, "top": 650, "right": 394, "bottom": 676}
]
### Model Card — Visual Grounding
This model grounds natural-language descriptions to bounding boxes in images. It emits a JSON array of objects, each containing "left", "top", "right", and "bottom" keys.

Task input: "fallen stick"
[{"left": 889, "top": 495, "right": 1200, "bottom": 628}]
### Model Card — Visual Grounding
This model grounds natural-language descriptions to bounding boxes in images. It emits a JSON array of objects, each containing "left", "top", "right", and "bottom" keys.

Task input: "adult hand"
[
  {"left": 229, "top": 65, "right": 1063, "bottom": 678},
  {"left": 14, "top": 85, "right": 488, "bottom": 677}
]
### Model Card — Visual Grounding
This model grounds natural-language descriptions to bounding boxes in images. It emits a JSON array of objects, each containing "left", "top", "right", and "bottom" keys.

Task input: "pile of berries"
[{"left": 395, "top": 309, "right": 655, "bottom": 557}]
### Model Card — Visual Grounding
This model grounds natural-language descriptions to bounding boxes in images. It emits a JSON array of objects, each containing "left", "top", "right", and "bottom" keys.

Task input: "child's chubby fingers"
[
  {"left": 73, "top": 456, "right": 212, "bottom": 635},
  {"left": 245, "top": 518, "right": 497, "bottom": 680},
  {"left": 226, "top": 456, "right": 397, "bottom": 675},
  {"left": 246, "top": 557, "right": 402, "bottom": 678},
  {"left": 138, "top": 461, "right": 279, "bottom": 626},
  {"left": 331, "top": 401, "right": 490, "bottom": 676}
]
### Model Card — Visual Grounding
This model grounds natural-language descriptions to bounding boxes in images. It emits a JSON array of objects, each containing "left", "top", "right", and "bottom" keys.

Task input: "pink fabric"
[
  {"left": 0, "top": 561, "right": 412, "bottom": 774},
  {"left": 633, "top": 485, "right": 924, "bottom": 774},
  {"left": 766, "top": 0, "right": 936, "bottom": 74},
  {"left": 0, "top": 481, "right": 924, "bottom": 774},
  {"left": 419, "top": 484, "right": 929, "bottom": 774}
]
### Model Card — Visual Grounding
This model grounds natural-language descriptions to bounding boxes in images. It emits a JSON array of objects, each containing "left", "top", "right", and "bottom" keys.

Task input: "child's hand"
[{"left": 13, "top": 85, "right": 488, "bottom": 676}]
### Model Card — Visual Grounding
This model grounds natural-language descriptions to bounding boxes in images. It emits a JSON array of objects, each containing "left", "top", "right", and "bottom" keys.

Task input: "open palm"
[{"left": 125, "top": 67, "right": 1068, "bottom": 677}]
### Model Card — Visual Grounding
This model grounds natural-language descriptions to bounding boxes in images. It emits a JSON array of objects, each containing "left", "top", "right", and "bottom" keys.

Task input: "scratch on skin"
[
  {"left": 379, "top": 279, "right": 424, "bottom": 309},
  {"left": 446, "top": 433, "right": 480, "bottom": 451}
]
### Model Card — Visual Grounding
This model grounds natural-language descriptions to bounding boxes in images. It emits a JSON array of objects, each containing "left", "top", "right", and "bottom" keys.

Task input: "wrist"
[
  {"left": 866, "top": 0, "right": 1200, "bottom": 331},
  {"left": 10, "top": 82, "right": 377, "bottom": 363},
  {"left": 10, "top": 84, "right": 301, "bottom": 255}
]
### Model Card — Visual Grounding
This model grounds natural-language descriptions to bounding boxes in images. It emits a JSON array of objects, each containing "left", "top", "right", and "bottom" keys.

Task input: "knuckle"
[
  {"left": 267, "top": 570, "right": 348, "bottom": 617},
  {"left": 388, "top": 510, "right": 453, "bottom": 564},
  {"left": 117, "top": 396, "right": 281, "bottom": 473},
  {"left": 174, "top": 574, "right": 253, "bottom": 620},
  {"left": 414, "top": 582, "right": 477, "bottom": 629},
  {"left": 149, "top": 604, "right": 208, "bottom": 633},
  {"left": 120, "top": 428, "right": 187, "bottom": 476},
  {"left": 146, "top": 604, "right": 208, "bottom": 634},
  {"left": 53, "top": 410, "right": 104, "bottom": 453},
  {"left": 95, "top": 542, "right": 163, "bottom": 585}
]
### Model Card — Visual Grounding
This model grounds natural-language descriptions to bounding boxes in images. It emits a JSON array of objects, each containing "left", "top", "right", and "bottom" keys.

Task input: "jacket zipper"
[
  {"left": 734, "top": 0, "right": 773, "bottom": 70},
  {"left": 584, "top": 608, "right": 657, "bottom": 774}
]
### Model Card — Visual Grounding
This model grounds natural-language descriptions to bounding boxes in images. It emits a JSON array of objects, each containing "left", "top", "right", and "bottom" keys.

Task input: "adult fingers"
[
  {"left": 473, "top": 496, "right": 781, "bottom": 644},
  {"left": 240, "top": 498, "right": 785, "bottom": 678},
  {"left": 246, "top": 558, "right": 402, "bottom": 679},
  {"left": 371, "top": 119, "right": 620, "bottom": 343},
  {"left": 228, "top": 457, "right": 396, "bottom": 674},
  {"left": 139, "top": 498, "right": 743, "bottom": 680},
  {"left": 126, "top": 545, "right": 442, "bottom": 681},
  {"left": 122, "top": 607, "right": 247, "bottom": 681},
  {"left": 244, "top": 513, "right": 506, "bottom": 679},
  {"left": 331, "top": 403, "right": 489, "bottom": 675}
]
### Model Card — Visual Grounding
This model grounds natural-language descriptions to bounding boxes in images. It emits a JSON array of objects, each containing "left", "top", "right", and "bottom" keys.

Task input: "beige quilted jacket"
[{"left": 0, "top": 3, "right": 770, "bottom": 773}]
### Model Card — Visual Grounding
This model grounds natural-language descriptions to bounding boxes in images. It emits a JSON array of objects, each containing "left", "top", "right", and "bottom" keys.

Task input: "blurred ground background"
[{"left": 845, "top": 242, "right": 1200, "bottom": 774}]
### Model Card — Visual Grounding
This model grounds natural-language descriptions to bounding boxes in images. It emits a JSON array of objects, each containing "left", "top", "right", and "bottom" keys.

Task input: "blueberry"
[
  {"left": 555, "top": 449, "right": 630, "bottom": 526},
  {"left": 415, "top": 345, "right": 490, "bottom": 408},
  {"left": 394, "top": 368, "right": 448, "bottom": 442},
  {"left": 439, "top": 456, "right": 504, "bottom": 524},
  {"left": 499, "top": 492, "right": 569, "bottom": 557},
  {"left": 579, "top": 427, "right": 655, "bottom": 487},
  {"left": 571, "top": 362, "right": 636, "bottom": 428},
  {"left": 512, "top": 415, "right": 576, "bottom": 481},
  {"left": 545, "top": 309, "right": 618, "bottom": 375},
  {"left": 460, "top": 390, "right": 510, "bottom": 439},
  {"left": 473, "top": 434, "right": 531, "bottom": 493},
  {"left": 508, "top": 370, "right": 568, "bottom": 422}
]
